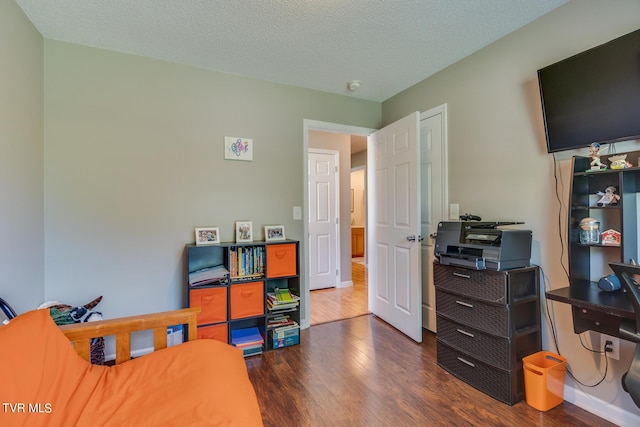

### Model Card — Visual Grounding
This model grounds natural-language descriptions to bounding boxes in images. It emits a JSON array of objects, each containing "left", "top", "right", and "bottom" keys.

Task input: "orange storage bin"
[
  {"left": 523, "top": 351, "right": 567, "bottom": 411},
  {"left": 230, "top": 281, "right": 264, "bottom": 319},
  {"left": 197, "top": 323, "right": 228, "bottom": 343},
  {"left": 267, "top": 243, "right": 297, "bottom": 278},
  {"left": 189, "top": 287, "right": 227, "bottom": 325}
]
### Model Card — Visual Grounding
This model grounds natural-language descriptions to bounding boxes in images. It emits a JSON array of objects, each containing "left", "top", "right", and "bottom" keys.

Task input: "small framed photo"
[
  {"left": 195, "top": 227, "right": 220, "bottom": 246},
  {"left": 265, "top": 225, "right": 286, "bottom": 242},
  {"left": 235, "top": 221, "right": 253, "bottom": 243}
]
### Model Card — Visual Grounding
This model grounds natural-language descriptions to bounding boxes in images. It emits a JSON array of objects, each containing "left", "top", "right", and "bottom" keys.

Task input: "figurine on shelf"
[
  {"left": 608, "top": 154, "right": 632, "bottom": 170},
  {"left": 596, "top": 186, "right": 620, "bottom": 206},
  {"left": 588, "top": 142, "right": 607, "bottom": 171}
]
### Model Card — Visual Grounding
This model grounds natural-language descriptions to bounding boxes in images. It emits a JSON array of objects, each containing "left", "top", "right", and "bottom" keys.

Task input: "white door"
[
  {"left": 367, "top": 112, "right": 422, "bottom": 342},
  {"left": 309, "top": 150, "right": 339, "bottom": 290},
  {"left": 420, "top": 105, "right": 448, "bottom": 333}
]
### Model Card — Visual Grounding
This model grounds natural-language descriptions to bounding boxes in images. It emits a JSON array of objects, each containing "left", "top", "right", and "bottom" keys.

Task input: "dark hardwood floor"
[{"left": 246, "top": 314, "right": 614, "bottom": 427}]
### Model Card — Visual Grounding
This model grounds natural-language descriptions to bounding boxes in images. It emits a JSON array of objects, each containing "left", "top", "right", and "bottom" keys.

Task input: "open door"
[{"left": 367, "top": 112, "right": 422, "bottom": 342}]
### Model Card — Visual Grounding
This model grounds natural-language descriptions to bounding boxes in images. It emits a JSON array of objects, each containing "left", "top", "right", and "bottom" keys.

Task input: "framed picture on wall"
[
  {"left": 224, "top": 137, "right": 253, "bottom": 161},
  {"left": 235, "top": 221, "right": 253, "bottom": 243},
  {"left": 265, "top": 225, "right": 285, "bottom": 242},
  {"left": 195, "top": 227, "right": 220, "bottom": 246}
]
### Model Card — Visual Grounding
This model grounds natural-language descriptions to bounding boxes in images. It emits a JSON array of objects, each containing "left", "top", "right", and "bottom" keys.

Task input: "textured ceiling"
[{"left": 15, "top": 0, "right": 567, "bottom": 102}]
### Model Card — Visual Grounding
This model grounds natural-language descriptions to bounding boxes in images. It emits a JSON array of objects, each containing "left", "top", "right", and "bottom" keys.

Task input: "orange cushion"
[
  {"left": 0, "top": 309, "right": 263, "bottom": 427},
  {"left": 0, "top": 309, "right": 108, "bottom": 426}
]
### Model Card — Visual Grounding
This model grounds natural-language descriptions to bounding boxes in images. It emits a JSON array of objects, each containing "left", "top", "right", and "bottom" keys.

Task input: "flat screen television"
[{"left": 538, "top": 28, "right": 640, "bottom": 153}]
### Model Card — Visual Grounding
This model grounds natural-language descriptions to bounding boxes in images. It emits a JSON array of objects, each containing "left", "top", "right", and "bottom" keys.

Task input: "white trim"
[
  {"left": 338, "top": 280, "right": 353, "bottom": 289},
  {"left": 302, "top": 119, "right": 375, "bottom": 330},
  {"left": 420, "top": 103, "right": 449, "bottom": 221},
  {"left": 563, "top": 384, "right": 640, "bottom": 426}
]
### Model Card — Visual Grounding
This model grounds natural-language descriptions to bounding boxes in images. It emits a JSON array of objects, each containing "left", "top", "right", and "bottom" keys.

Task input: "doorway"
[
  {"left": 303, "top": 121, "right": 374, "bottom": 327},
  {"left": 302, "top": 108, "right": 448, "bottom": 330}
]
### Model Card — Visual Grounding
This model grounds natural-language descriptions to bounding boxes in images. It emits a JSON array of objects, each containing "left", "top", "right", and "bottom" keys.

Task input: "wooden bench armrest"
[{"left": 59, "top": 307, "right": 201, "bottom": 364}]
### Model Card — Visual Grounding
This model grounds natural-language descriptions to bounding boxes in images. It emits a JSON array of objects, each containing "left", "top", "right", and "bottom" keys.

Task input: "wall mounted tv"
[{"left": 538, "top": 28, "right": 640, "bottom": 153}]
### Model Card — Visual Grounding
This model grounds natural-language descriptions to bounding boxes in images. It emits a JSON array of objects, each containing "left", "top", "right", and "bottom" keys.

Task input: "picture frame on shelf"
[
  {"left": 265, "top": 225, "right": 286, "bottom": 242},
  {"left": 235, "top": 221, "right": 253, "bottom": 243},
  {"left": 195, "top": 227, "right": 220, "bottom": 246}
]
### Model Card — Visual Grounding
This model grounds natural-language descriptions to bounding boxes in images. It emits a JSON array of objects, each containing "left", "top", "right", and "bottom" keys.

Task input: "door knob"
[
  {"left": 430, "top": 233, "right": 437, "bottom": 239},
  {"left": 407, "top": 235, "right": 417, "bottom": 242}
]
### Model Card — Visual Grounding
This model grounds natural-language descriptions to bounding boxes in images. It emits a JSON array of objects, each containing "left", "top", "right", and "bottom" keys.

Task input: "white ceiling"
[{"left": 15, "top": 0, "right": 567, "bottom": 102}]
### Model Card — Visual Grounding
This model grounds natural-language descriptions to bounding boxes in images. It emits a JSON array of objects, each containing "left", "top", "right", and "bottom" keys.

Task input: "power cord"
[
  {"left": 540, "top": 154, "right": 609, "bottom": 388},
  {"left": 540, "top": 264, "right": 610, "bottom": 387}
]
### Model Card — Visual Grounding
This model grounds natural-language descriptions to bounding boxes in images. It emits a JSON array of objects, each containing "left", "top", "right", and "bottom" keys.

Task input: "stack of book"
[
  {"left": 266, "top": 288, "right": 300, "bottom": 312},
  {"left": 267, "top": 313, "right": 296, "bottom": 328},
  {"left": 230, "top": 327, "right": 264, "bottom": 357},
  {"left": 269, "top": 322, "right": 300, "bottom": 349}
]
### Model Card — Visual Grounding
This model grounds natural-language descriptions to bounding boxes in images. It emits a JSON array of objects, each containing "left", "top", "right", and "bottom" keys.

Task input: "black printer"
[{"left": 434, "top": 221, "right": 532, "bottom": 270}]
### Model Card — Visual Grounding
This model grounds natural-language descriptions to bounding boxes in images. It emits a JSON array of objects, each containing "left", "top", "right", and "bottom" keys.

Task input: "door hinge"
[
  {"left": 335, "top": 166, "right": 338, "bottom": 173},
  {"left": 336, "top": 269, "right": 339, "bottom": 276},
  {"left": 336, "top": 217, "right": 339, "bottom": 224}
]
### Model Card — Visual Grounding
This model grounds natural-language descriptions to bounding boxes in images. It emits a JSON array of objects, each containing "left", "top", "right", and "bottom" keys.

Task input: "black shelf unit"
[
  {"left": 547, "top": 151, "right": 640, "bottom": 336},
  {"left": 186, "top": 240, "right": 300, "bottom": 353}
]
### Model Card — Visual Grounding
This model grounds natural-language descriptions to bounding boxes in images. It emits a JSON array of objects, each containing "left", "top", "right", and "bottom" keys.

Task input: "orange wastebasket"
[{"left": 523, "top": 351, "right": 567, "bottom": 411}]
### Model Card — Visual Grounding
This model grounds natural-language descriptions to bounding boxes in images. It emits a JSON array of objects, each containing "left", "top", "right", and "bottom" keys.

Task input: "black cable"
[
  {"left": 540, "top": 154, "right": 608, "bottom": 388},
  {"left": 540, "top": 264, "right": 609, "bottom": 387},
  {"left": 551, "top": 152, "right": 569, "bottom": 281}
]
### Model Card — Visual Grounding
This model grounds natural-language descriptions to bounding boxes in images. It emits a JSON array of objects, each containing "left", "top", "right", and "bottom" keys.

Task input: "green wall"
[
  {"left": 0, "top": 0, "right": 44, "bottom": 315},
  {"left": 43, "top": 40, "right": 380, "bottom": 324}
]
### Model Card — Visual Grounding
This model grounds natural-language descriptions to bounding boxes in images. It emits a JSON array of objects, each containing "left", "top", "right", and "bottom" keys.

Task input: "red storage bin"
[
  {"left": 230, "top": 281, "right": 264, "bottom": 319},
  {"left": 197, "top": 323, "right": 228, "bottom": 343},
  {"left": 189, "top": 286, "right": 227, "bottom": 325},
  {"left": 267, "top": 243, "right": 297, "bottom": 278}
]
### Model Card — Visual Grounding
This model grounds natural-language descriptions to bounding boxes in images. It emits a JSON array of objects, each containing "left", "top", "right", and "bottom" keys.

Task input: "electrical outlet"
[{"left": 602, "top": 334, "right": 620, "bottom": 360}]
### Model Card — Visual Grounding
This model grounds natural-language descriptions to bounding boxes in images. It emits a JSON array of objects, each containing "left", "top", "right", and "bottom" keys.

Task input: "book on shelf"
[
  {"left": 189, "top": 265, "right": 229, "bottom": 287},
  {"left": 229, "top": 246, "right": 265, "bottom": 279},
  {"left": 267, "top": 314, "right": 296, "bottom": 328},
  {"left": 231, "top": 327, "right": 264, "bottom": 347},
  {"left": 267, "top": 288, "right": 300, "bottom": 311}
]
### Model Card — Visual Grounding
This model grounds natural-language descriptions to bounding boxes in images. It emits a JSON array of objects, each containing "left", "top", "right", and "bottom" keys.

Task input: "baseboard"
[
  {"left": 337, "top": 280, "right": 353, "bottom": 289},
  {"left": 564, "top": 384, "right": 640, "bottom": 426}
]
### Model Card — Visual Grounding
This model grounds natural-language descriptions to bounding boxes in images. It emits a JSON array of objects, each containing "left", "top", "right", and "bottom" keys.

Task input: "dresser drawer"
[
  {"left": 189, "top": 286, "right": 228, "bottom": 325},
  {"left": 230, "top": 281, "right": 264, "bottom": 319},
  {"left": 437, "top": 315, "right": 511, "bottom": 370},
  {"left": 197, "top": 323, "right": 228, "bottom": 343},
  {"left": 436, "top": 290, "right": 510, "bottom": 336},
  {"left": 434, "top": 263, "right": 507, "bottom": 303},
  {"left": 437, "top": 340, "right": 524, "bottom": 405}
]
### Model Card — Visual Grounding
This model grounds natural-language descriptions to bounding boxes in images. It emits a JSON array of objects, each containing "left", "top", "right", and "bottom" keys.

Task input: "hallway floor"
[{"left": 309, "top": 261, "right": 368, "bottom": 325}]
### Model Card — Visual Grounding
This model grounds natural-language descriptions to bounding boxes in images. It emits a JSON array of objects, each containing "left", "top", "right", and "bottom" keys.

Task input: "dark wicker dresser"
[{"left": 434, "top": 262, "right": 541, "bottom": 405}]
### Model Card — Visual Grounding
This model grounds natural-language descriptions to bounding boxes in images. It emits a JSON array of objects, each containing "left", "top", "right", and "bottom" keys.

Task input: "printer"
[{"left": 434, "top": 221, "right": 532, "bottom": 270}]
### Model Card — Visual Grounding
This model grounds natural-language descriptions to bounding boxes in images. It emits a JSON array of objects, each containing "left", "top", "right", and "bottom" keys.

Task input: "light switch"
[
  {"left": 293, "top": 206, "right": 302, "bottom": 220},
  {"left": 449, "top": 204, "right": 459, "bottom": 220}
]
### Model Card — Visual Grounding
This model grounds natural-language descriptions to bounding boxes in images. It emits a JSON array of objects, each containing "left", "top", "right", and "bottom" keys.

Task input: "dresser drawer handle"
[
  {"left": 457, "top": 357, "right": 475, "bottom": 368},
  {"left": 455, "top": 300, "right": 474, "bottom": 308},
  {"left": 452, "top": 272, "right": 471, "bottom": 279},
  {"left": 456, "top": 328, "right": 474, "bottom": 338}
]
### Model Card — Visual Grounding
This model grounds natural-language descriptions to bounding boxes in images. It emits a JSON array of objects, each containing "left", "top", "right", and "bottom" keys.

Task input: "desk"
[{"left": 546, "top": 282, "right": 635, "bottom": 338}]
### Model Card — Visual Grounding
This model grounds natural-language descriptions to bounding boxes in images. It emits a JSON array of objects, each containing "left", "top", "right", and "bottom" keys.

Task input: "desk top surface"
[{"left": 546, "top": 282, "right": 635, "bottom": 319}]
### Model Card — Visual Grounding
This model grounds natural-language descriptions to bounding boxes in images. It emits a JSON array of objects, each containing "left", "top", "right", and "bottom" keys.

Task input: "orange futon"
[{"left": 0, "top": 309, "right": 263, "bottom": 426}]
